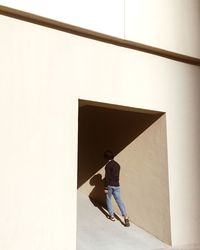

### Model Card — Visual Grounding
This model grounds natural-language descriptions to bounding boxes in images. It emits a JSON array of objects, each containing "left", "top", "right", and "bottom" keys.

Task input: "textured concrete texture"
[
  {"left": 77, "top": 191, "right": 200, "bottom": 250},
  {"left": 76, "top": 191, "right": 170, "bottom": 250},
  {"left": 159, "top": 246, "right": 200, "bottom": 250}
]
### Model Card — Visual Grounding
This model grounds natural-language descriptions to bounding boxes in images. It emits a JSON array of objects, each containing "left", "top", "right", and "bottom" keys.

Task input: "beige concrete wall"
[
  {"left": 117, "top": 115, "right": 170, "bottom": 243},
  {"left": 0, "top": 15, "right": 200, "bottom": 249},
  {"left": 1, "top": 0, "right": 200, "bottom": 58}
]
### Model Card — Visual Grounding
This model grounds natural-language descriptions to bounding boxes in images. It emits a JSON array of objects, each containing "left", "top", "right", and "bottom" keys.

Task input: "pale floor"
[{"left": 76, "top": 191, "right": 200, "bottom": 250}]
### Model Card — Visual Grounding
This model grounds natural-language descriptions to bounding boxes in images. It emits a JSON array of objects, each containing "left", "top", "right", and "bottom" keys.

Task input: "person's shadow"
[
  {"left": 89, "top": 174, "right": 124, "bottom": 225},
  {"left": 89, "top": 174, "right": 108, "bottom": 218}
]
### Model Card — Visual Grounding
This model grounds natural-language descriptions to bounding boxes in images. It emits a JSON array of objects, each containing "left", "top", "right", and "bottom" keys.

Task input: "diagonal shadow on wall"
[{"left": 77, "top": 101, "right": 164, "bottom": 188}]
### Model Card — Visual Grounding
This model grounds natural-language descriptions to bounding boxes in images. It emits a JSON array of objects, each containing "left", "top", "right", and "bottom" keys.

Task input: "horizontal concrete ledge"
[{"left": 1, "top": 5, "right": 200, "bottom": 66}]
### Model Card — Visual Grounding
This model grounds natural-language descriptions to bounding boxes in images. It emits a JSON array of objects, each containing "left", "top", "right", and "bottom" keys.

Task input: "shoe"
[
  {"left": 108, "top": 216, "right": 115, "bottom": 221},
  {"left": 124, "top": 218, "right": 130, "bottom": 227}
]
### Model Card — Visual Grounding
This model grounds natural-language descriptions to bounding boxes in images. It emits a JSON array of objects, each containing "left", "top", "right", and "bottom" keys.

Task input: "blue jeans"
[{"left": 106, "top": 186, "right": 127, "bottom": 217}]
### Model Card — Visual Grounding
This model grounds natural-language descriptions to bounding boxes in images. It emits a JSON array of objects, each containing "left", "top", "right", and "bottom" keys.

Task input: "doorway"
[{"left": 77, "top": 99, "right": 171, "bottom": 244}]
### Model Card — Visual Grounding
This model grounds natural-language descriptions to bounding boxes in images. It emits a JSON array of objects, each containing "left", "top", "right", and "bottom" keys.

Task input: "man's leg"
[
  {"left": 112, "top": 187, "right": 126, "bottom": 216},
  {"left": 113, "top": 187, "right": 130, "bottom": 227},
  {"left": 106, "top": 186, "right": 115, "bottom": 219}
]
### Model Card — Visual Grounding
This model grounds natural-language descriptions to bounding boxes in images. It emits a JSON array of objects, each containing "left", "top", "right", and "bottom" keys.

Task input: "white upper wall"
[
  {"left": 0, "top": 0, "right": 125, "bottom": 38},
  {"left": 125, "top": 0, "right": 200, "bottom": 58},
  {"left": 0, "top": 0, "right": 200, "bottom": 58}
]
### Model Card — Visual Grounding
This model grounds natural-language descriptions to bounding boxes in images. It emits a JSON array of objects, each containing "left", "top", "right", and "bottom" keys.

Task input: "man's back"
[{"left": 105, "top": 160, "right": 120, "bottom": 187}]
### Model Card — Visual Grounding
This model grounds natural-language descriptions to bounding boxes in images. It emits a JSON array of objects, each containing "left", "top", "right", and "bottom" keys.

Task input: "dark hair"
[{"left": 104, "top": 150, "right": 114, "bottom": 160}]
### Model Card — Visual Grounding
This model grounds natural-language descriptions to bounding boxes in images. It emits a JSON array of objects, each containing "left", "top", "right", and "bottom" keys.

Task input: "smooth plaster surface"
[
  {"left": 1, "top": 0, "right": 200, "bottom": 58},
  {"left": 125, "top": 0, "right": 200, "bottom": 58},
  {"left": 0, "top": 14, "right": 200, "bottom": 249}
]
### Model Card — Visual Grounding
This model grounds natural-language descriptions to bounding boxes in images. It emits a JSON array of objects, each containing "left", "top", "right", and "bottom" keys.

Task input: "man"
[{"left": 104, "top": 150, "right": 130, "bottom": 227}]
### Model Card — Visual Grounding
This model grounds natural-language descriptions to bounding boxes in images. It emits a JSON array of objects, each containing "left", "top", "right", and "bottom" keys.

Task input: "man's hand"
[{"left": 104, "top": 189, "right": 108, "bottom": 194}]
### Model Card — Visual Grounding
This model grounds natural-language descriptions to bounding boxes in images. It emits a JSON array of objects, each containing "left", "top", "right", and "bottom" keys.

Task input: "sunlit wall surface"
[
  {"left": 0, "top": 2, "right": 200, "bottom": 249},
  {"left": 0, "top": 0, "right": 200, "bottom": 57}
]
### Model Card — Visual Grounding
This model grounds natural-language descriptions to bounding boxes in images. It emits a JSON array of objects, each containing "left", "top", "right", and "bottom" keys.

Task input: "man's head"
[{"left": 104, "top": 150, "right": 114, "bottom": 160}]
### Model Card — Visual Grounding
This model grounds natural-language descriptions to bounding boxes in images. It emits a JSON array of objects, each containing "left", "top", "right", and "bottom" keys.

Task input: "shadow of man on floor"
[
  {"left": 89, "top": 174, "right": 108, "bottom": 218},
  {"left": 89, "top": 174, "right": 124, "bottom": 225}
]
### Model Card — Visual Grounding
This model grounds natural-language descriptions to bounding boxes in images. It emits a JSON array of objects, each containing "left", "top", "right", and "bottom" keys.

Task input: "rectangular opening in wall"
[{"left": 76, "top": 99, "right": 171, "bottom": 248}]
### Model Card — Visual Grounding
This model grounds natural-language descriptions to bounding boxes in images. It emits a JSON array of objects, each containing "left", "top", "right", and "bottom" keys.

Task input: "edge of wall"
[{"left": 0, "top": 5, "right": 200, "bottom": 66}]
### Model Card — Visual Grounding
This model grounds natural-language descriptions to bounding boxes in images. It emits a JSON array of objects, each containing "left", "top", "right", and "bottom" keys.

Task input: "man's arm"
[{"left": 104, "top": 163, "right": 112, "bottom": 193}]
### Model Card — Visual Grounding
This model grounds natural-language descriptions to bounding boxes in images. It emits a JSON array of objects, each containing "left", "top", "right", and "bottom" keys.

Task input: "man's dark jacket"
[{"left": 104, "top": 160, "right": 120, "bottom": 189}]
